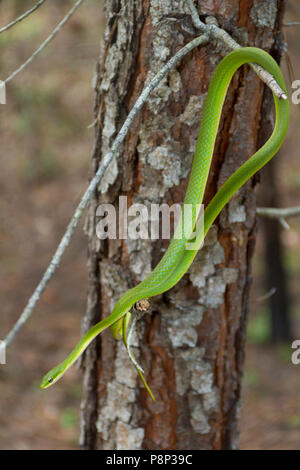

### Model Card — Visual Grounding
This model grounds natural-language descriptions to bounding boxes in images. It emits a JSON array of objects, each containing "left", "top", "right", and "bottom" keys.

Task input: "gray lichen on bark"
[
  {"left": 250, "top": 0, "right": 277, "bottom": 30},
  {"left": 96, "top": 342, "right": 145, "bottom": 450}
]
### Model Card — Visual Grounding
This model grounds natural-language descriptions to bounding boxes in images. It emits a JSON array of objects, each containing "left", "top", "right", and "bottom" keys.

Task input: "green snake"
[{"left": 40, "top": 47, "right": 289, "bottom": 393}]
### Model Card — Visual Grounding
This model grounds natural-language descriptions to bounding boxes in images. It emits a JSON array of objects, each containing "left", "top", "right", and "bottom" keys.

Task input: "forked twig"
[
  {"left": 186, "top": 0, "right": 287, "bottom": 99},
  {"left": 5, "top": 0, "right": 84, "bottom": 83},
  {"left": 0, "top": 0, "right": 47, "bottom": 35},
  {"left": 3, "top": 33, "right": 209, "bottom": 347}
]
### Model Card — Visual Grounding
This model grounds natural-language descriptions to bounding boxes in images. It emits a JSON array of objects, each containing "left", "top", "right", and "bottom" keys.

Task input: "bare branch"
[
  {"left": 282, "top": 22, "right": 300, "bottom": 27},
  {"left": 186, "top": 0, "right": 287, "bottom": 100},
  {"left": 279, "top": 218, "right": 291, "bottom": 230},
  {"left": 4, "top": 0, "right": 84, "bottom": 83},
  {"left": 257, "top": 206, "right": 300, "bottom": 218},
  {"left": 257, "top": 287, "right": 277, "bottom": 302},
  {"left": 126, "top": 315, "right": 144, "bottom": 373},
  {"left": 3, "top": 33, "right": 209, "bottom": 347},
  {"left": 0, "top": 0, "right": 46, "bottom": 35},
  {"left": 257, "top": 206, "right": 300, "bottom": 229}
]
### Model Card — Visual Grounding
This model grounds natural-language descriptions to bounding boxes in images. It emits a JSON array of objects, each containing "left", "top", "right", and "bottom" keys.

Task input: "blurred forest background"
[{"left": 1, "top": 0, "right": 300, "bottom": 450}]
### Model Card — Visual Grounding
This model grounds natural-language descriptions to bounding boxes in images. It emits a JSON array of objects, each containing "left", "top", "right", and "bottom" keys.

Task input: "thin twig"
[
  {"left": 186, "top": 0, "right": 287, "bottom": 100},
  {"left": 3, "top": 33, "right": 209, "bottom": 347},
  {"left": 279, "top": 218, "right": 291, "bottom": 230},
  {"left": 257, "top": 206, "right": 300, "bottom": 218},
  {"left": 282, "top": 22, "right": 300, "bottom": 27},
  {"left": 4, "top": 0, "right": 84, "bottom": 83},
  {"left": 257, "top": 206, "right": 300, "bottom": 230},
  {"left": 0, "top": 0, "right": 46, "bottom": 34},
  {"left": 126, "top": 315, "right": 144, "bottom": 373},
  {"left": 257, "top": 287, "right": 277, "bottom": 302},
  {"left": 126, "top": 300, "right": 150, "bottom": 371}
]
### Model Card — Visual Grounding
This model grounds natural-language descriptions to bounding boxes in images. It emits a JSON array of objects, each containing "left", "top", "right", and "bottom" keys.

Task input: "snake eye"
[{"left": 48, "top": 377, "right": 53, "bottom": 383}]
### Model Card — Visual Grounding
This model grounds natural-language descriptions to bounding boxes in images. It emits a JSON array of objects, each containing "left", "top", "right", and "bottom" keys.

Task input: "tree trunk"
[
  {"left": 80, "top": 0, "right": 286, "bottom": 450},
  {"left": 259, "top": 156, "right": 291, "bottom": 343}
]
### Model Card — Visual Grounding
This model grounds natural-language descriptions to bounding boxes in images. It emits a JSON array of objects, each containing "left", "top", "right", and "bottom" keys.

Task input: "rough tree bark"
[
  {"left": 256, "top": 17, "right": 290, "bottom": 344},
  {"left": 80, "top": 0, "right": 286, "bottom": 450}
]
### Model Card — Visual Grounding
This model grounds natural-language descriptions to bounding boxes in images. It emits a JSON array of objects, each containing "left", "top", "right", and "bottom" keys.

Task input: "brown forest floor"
[{"left": 1, "top": 0, "right": 300, "bottom": 450}]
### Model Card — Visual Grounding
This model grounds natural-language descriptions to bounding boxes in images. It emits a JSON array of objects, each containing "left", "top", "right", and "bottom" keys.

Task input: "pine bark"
[{"left": 80, "top": 0, "right": 286, "bottom": 450}]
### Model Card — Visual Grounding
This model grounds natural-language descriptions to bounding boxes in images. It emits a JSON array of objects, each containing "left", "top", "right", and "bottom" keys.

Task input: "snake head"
[{"left": 40, "top": 364, "right": 64, "bottom": 389}]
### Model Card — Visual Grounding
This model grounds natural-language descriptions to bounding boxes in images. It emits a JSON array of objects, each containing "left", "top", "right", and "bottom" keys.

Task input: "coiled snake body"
[{"left": 40, "top": 47, "right": 289, "bottom": 393}]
